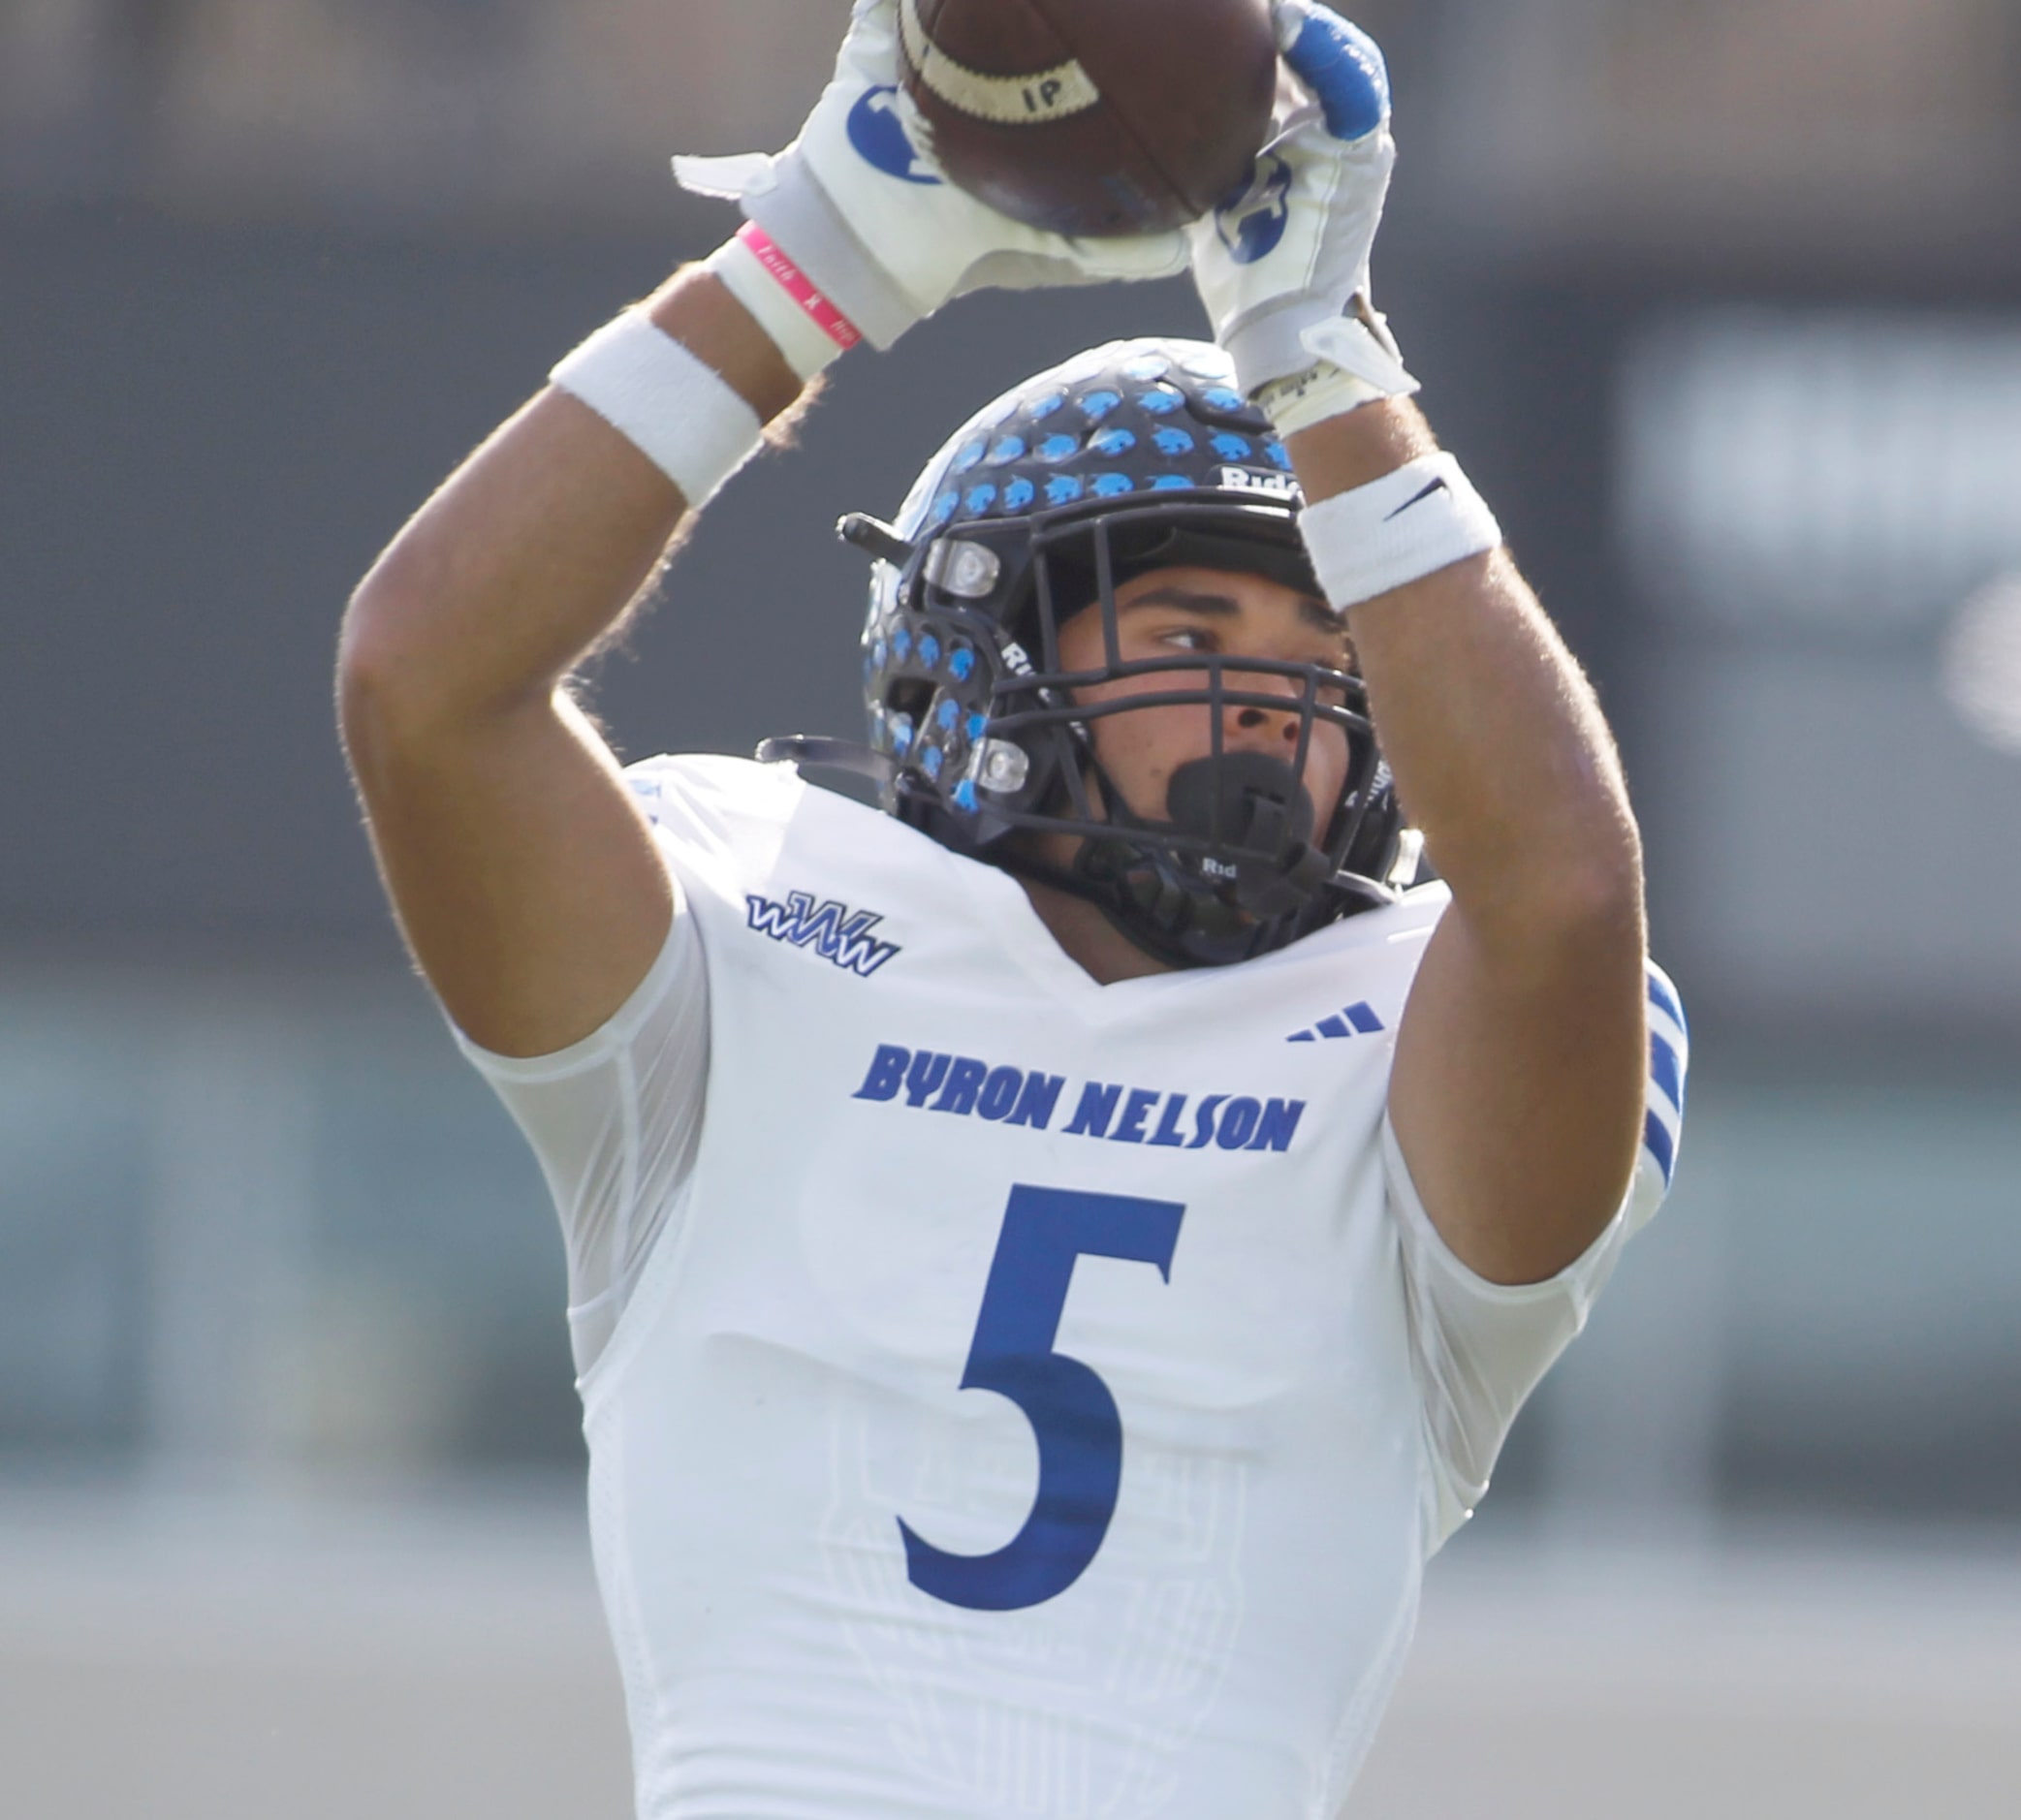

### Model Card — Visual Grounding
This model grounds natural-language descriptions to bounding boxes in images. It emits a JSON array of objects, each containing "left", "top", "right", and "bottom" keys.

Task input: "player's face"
[{"left": 1053, "top": 563, "right": 1355, "bottom": 830}]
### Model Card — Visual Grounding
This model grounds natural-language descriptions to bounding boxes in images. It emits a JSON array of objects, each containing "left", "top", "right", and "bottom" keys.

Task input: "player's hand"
[
  {"left": 1187, "top": 0, "right": 1417, "bottom": 402},
  {"left": 673, "top": 0, "right": 1188, "bottom": 352}
]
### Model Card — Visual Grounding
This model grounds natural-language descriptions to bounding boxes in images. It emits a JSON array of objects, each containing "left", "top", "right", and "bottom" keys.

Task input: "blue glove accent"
[
  {"left": 845, "top": 85, "right": 942, "bottom": 185},
  {"left": 1215, "top": 151, "right": 1295, "bottom": 265},
  {"left": 1284, "top": 13, "right": 1390, "bottom": 142}
]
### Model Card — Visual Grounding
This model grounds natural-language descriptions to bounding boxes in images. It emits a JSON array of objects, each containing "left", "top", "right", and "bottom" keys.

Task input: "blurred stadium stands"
[{"left": 3, "top": 2, "right": 2019, "bottom": 1813}]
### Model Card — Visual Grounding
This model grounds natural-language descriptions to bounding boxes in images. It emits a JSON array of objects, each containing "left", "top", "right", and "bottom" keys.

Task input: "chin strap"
[
  {"left": 991, "top": 839, "right": 1238, "bottom": 971},
  {"left": 1002, "top": 752, "right": 1341, "bottom": 969},
  {"left": 760, "top": 733, "right": 1359, "bottom": 969}
]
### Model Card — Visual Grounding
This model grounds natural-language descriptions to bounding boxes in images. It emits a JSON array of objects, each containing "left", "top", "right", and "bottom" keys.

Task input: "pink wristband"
[{"left": 736, "top": 222, "right": 864, "bottom": 353}]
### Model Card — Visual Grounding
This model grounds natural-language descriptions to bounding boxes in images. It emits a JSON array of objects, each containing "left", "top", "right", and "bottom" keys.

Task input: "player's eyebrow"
[{"left": 1122, "top": 584, "right": 1348, "bottom": 639}]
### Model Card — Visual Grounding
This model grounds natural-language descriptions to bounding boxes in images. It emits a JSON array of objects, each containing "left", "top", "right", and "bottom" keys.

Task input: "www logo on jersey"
[{"left": 745, "top": 892, "right": 901, "bottom": 977}]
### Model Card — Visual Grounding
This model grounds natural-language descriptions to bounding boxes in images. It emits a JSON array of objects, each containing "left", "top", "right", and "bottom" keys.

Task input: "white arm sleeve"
[
  {"left": 1390, "top": 960, "right": 1689, "bottom": 1550},
  {"left": 451, "top": 899, "right": 711, "bottom": 1377}
]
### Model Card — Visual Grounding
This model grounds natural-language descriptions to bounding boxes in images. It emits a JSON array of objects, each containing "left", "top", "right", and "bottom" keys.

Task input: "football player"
[{"left": 338, "top": 2, "right": 1688, "bottom": 1814}]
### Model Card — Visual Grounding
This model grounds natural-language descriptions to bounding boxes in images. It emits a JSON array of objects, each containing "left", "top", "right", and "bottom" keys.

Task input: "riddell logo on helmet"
[{"left": 1218, "top": 466, "right": 1299, "bottom": 500}]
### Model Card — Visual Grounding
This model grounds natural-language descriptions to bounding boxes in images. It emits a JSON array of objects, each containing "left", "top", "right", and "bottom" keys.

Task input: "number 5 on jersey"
[{"left": 900, "top": 1184, "right": 1187, "bottom": 1613}]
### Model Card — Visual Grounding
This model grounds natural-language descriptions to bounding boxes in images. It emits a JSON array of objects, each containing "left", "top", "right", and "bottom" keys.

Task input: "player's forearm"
[
  {"left": 339, "top": 267, "right": 804, "bottom": 733},
  {"left": 1289, "top": 402, "right": 1645, "bottom": 948}
]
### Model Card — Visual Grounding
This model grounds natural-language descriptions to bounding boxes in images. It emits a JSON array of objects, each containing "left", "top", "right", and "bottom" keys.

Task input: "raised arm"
[
  {"left": 1294, "top": 404, "right": 1646, "bottom": 1283},
  {"left": 340, "top": 0, "right": 1185, "bottom": 1058},
  {"left": 338, "top": 274, "right": 802, "bottom": 1058},
  {"left": 1194, "top": 0, "right": 1646, "bottom": 1282}
]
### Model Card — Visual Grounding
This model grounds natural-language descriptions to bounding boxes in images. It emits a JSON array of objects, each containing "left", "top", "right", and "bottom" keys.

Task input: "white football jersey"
[{"left": 456, "top": 754, "right": 1687, "bottom": 1820}]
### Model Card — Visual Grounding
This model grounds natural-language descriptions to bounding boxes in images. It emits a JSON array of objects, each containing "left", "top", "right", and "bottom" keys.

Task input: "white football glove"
[
  {"left": 1187, "top": 0, "right": 1418, "bottom": 405},
  {"left": 674, "top": 0, "right": 1188, "bottom": 352}
]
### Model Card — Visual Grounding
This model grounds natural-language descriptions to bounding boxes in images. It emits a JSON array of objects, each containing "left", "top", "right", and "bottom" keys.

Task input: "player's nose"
[{"left": 1221, "top": 671, "right": 1306, "bottom": 750}]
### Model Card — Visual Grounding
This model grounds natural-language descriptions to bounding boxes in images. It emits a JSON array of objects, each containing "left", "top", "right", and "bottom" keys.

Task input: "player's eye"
[{"left": 1156, "top": 625, "right": 1216, "bottom": 653}]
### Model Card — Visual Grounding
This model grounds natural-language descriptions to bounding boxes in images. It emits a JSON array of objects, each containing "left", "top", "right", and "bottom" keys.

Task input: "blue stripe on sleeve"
[
  {"left": 1647, "top": 969, "right": 1687, "bottom": 1036},
  {"left": 1642, "top": 1108, "right": 1676, "bottom": 1186},
  {"left": 1650, "top": 1031, "right": 1685, "bottom": 1114}
]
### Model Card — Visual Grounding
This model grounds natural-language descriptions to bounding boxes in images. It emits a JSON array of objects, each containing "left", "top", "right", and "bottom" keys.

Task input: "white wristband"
[
  {"left": 1298, "top": 454, "right": 1502, "bottom": 609},
  {"left": 549, "top": 312, "right": 764, "bottom": 509},
  {"left": 705, "top": 231, "right": 851, "bottom": 383}
]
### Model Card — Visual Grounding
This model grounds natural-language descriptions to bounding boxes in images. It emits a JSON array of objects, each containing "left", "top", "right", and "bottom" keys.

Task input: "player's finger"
[
  {"left": 1271, "top": 0, "right": 1390, "bottom": 142},
  {"left": 837, "top": 0, "right": 900, "bottom": 81},
  {"left": 1067, "top": 229, "right": 1191, "bottom": 281}
]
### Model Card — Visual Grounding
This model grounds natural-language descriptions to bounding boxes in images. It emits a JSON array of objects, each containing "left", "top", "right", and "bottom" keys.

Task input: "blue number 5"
[{"left": 900, "top": 1183, "right": 1186, "bottom": 1613}]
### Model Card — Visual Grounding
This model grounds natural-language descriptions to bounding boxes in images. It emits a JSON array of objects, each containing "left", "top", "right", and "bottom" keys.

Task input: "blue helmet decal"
[
  {"left": 885, "top": 338, "right": 1317, "bottom": 549},
  {"left": 1215, "top": 152, "right": 1294, "bottom": 266},
  {"left": 846, "top": 86, "right": 943, "bottom": 185}
]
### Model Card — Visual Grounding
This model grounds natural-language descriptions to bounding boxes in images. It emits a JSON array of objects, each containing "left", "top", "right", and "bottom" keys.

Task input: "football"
[{"left": 898, "top": 0, "right": 1279, "bottom": 237}]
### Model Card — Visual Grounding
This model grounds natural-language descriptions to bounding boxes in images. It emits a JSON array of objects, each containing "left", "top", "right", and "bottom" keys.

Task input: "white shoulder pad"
[{"left": 623, "top": 751, "right": 802, "bottom": 839}]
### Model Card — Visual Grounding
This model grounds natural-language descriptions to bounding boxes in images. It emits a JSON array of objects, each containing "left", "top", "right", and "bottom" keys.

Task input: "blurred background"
[{"left": 3, "top": 1, "right": 2018, "bottom": 1814}]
